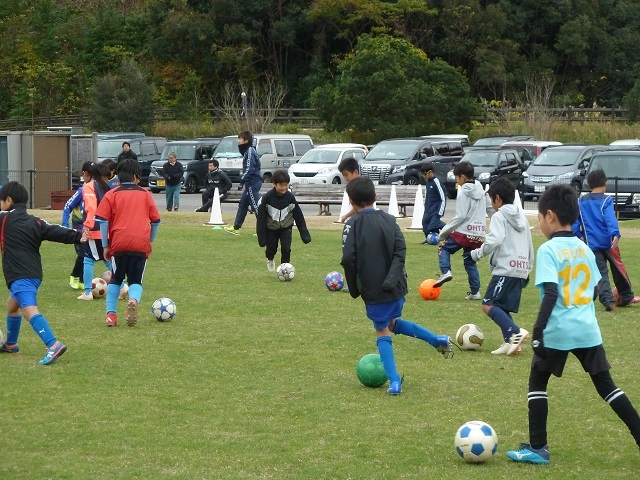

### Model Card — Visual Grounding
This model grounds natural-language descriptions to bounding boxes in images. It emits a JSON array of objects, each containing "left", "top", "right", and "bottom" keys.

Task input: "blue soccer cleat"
[
  {"left": 436, "top": 335, "right": 454, "bottom": 359},
  {"left": 388, "top": 381, "right": 402, "bottom": 395},
  {"left": 506, "top": 443, "right": 550, "bottom": 464},
  {"left": 0, "top": 342, "right": 20, "bottom": 353},
  {"left": 39, "top": 341, "right": 67, "bottom": 365}
]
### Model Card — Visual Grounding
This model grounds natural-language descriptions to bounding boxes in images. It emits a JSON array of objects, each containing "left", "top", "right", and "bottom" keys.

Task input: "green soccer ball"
[{"left": 356, "top": 353, "right": 388, "bottom": 388}]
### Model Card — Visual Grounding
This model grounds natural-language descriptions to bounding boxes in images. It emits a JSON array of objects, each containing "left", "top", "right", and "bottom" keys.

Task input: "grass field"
[{"left": 2, "top": 210, "right": 640, "bottom": 479}]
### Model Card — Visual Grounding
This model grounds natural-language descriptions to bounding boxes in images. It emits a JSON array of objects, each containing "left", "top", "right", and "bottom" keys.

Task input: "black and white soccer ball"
[{"left": 276, "top": 263, "right": 295, "bottom": 281}]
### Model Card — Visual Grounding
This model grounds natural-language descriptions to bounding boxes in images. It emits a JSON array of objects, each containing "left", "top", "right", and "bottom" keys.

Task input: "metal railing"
[{"left": 1, "top": 170, "right": 73, "bottom": 209}]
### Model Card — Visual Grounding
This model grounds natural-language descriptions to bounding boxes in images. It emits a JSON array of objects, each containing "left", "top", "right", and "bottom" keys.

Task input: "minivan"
[
  {"left": 148, "top": 138, "right": 221, "bottom": 193},
  {"left": 214, "top": 134, "right": 314, "bottom": 183},
  {"left": 97, "top": 136, "right": 167, "bottom": 187}
]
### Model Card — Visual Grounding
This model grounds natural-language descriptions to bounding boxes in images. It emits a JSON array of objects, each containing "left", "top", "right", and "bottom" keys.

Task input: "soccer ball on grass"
[
  {"left": 455, "top": 324, "right": 485, "bottom": 351},
  {"left": 91, "top": 278, "right": 108, "bottom": 299},
  {"left": 152, "top": 297, "right": 176, "bottom": 322},
  {"left": 325, "top": 271, "right": 344, "bottom": 291},
  {"left": 419, "top": 279, "right": 441, "bottom": 300},
  {"left": 454, "top": 420, "right": 498, "bottom": 463},
  {"left": 276, "top": 263, "right": 295, "bottom": 281},
  {"left": 356, "top": 353, "right": 388, "bottom": 388}
]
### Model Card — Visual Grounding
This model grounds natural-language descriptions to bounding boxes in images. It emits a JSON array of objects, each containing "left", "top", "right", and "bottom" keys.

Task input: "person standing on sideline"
[
  {"left": 224, "top": 131, "right": 262, "bottom": 234},
  {"left": 420, "top": 162, "right": 446, "bottom": 244},
  {"left": 337, "top": 157, "right": 360, "bottom": 223},
  {"left": 116, "top": 141, "right": 138, "bottom": 164},
  {"left": 163, "top": 152, "right": 183, "bottom": 212},
  {"left": 195, "top": 160, "right": 233, "bottom": 212}
]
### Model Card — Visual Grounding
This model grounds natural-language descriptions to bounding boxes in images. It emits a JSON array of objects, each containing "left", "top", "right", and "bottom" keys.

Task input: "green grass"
[{"left": 2, "top": 212, "right": 640, "bottom": 479}]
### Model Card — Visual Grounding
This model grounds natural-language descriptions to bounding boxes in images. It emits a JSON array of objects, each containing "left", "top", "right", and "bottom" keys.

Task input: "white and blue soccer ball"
[
  {"left": 276, "top": 263, "right": 295, "bottom": 281},
  {"left": 151, "top": 297, "right": 176, "bottom": 322},
  {"left": 454, "top": 420, "right": 498, "bottom": 463},
  {"left": 325, "top": 271, "right": 344, "bottom": 291},
  {"left": 427, "top": 232, "right": 440, "bottom": 245}
]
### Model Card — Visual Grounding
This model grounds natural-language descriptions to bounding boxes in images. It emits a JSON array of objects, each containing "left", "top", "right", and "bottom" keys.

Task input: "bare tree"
[{"left": 523, "top": 71, "right": 557, "bottom": 139}]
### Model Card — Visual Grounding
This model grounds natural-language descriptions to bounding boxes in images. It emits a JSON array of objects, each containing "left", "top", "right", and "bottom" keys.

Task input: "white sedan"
[{"left": 288, "top": 143, "right": 367, "bottom": 184}]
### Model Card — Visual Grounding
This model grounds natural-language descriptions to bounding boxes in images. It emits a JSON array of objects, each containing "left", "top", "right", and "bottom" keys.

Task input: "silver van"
[{"left": 214, "top": 134, "right": 314, "bottom": 183}]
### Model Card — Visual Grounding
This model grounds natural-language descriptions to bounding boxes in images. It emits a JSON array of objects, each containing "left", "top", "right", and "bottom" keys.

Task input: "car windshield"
[
  {"left": 160, "top": 144, "right": 196, "bottom": 161},
  {"left": 531, "top": 149, "right": 580, "bottom": 167},
  {"left": 464, "top": 151, "right": 499, "bottom": 167},
  {"left": 473, "top": 137, "right": 509, "bottom": 147},
  {"left": 364, "top": 142, "right": 417, "bottom": 161},
  {"left": 590, "top": 155, "right": 640, "bottom": 179},
  {"left": 213, "top": 137, "right": 242, "bottom": 158},
  {"left": 299, "top": 150, "right": 340, "bottom": 164},
  {"left": 98, "top": 140, "right": 125, "bottom": 158}
]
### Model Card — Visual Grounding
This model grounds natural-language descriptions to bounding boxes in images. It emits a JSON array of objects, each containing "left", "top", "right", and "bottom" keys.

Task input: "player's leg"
[
  {"left": 165, "top": 185, "right": 173, "bottom": 211},
  {"left": 231, "top": 188, "right": 250, "bottom": 230},
  {"left": 434, "top": 237, "right": 459, "bottom": 287},
  {"left": 105, "top": 255, "right": 126, "bottom": 327},
  {"left": 390, "top": 317, "right": 452, "bottom": 358},
  {"left": 124, "top": 255, "right": 146, "bottom": 327},
  {"left": 1, "top": 295, "right": 22, "bottom": 352},
  {"left": 70, "top": 243, "right": 84, "bottom": 289},
  {"left": 79, "top": 241, "right": 100, "bottom": 300},
  {"left": 279, "top": 227, "right": 293, "bottom": 264},
  {"left": 483, "top": 276, "right": 527, "bottom": 355},
  {"left": 375, "top": 328, "right": 402, "bottom": 395},
  {"left": 606, "top": 247, "right": 637, "bottom": 306},
  {"left": 594, "top": 250, "right": 615, "bottom": 309},
  {"left": 462, "top": 246, "right": 481, "bottom": 298}
]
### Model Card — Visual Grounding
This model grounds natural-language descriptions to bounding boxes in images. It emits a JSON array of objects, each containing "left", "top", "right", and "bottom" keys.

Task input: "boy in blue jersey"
[
  {"left": 506, "top": 185, "right": 640, "bottom": 464},
  {"left": 420, "top": 162, "right": 446, "bottom": 244},
  {"left": 572, "top": 169, "right": 640, "bottom": 310},
  {"left": 341, "top": 177, "right": 453, "bottom": 396}
]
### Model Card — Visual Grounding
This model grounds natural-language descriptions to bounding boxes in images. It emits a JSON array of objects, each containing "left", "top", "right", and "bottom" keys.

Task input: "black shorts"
[
  {"left": 532, "top": 344, "right": 611, "bottom": 378},
  {"left": 481, "top": 275, "right": 525, "bottom": 313},
  {"left": 84, "top": 239, "right": 106, "bottom": 261},
  {"left": 111, "top": 253, "right": 147, "bottom": 286}
]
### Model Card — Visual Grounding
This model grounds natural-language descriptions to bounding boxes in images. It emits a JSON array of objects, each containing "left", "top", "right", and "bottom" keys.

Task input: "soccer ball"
[
  {"left": 151, "top": 297, "right": 176, "bottom": 322},
  {"left": 325, "top": 271, "right": 344, "bottom": 291},
  {"left": 276, "top": 263, "right": 295, "bottom": 281},
  {"left": 454, "top": 420, "right": 498, "bottom": 463},
  {"left": 419, "top": 279, "right": 441, "bottom": 300},
  {"left": 0, "top": 328, "right": 4, "bottom": 345},
  {"left": 91, "top": 278, "right": 108, "bottom": 298},
  {"left": 455, "top": 324, "right": 485, "bottom": 351},
  {"left": 427, "top": 232, "right": 440, "bottom": 245},
  {"left": 356, "top": 353, "right": 388, "bottom": 388},
  {"left": 101, "top": 270, "right": 112, "bottom": 282}
]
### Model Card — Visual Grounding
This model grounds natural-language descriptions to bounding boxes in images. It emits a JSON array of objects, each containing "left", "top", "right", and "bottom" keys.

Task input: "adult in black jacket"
[
  {"left": 195, "top": 160, "right": 233, "bottom": 212},
  {"left": 116, "top": 142, "right": 138, "bottom": 164},
  {"left": 162, "top": 152, "right": 184, "bottom": 211}
]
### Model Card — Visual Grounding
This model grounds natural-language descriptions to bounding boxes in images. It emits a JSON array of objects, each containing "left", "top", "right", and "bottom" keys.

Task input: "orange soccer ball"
[{"left": 419, "top": 279, "right": 441, "bottom": 300}]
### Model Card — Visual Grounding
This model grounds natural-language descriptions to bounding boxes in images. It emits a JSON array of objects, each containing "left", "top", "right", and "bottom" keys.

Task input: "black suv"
[
  {"left": 362, "top": 138, "right": 464, "bottom": 185},
  {"left": 97, "top": 136, "right": 167, "bottom": 187},
  {"left": 465, "top": 135, "right": 536, "bottom": 152},
  {"left": 148, "top": 138, "right": 222, "bottom": 193},
  {"left": 445, "top": 149, "right": 523, "bottom": 199}
]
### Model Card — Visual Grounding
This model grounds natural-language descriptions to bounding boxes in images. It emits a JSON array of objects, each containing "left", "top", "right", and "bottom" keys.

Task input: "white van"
[
  {"left": 215, "top": 134, "right": 314, "bottom": 183},
  {"left": 289, "top": 143, "right": 367, "bottom": 184}
]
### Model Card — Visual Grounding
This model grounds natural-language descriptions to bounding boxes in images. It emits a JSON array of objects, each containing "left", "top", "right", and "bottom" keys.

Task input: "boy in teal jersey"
[{"left": 506, "top": 185, "right": 640, "bottom": 464}]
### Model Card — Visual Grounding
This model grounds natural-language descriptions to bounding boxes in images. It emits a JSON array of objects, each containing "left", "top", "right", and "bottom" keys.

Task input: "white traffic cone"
[
  {"left": 204, "top": 188, "right": 227, "bottom": 226},
  {"left": 334, "top": 190, "right": 351, "bottom": 224},
  {"left": 514, "top": 187, "right": 523, "bottom": 210},
  {"left": 407, "top": 185, "right": 424, "bottom": 230},
  {"left": 388, "top": 185, "right": 401, "bottom": 218}
]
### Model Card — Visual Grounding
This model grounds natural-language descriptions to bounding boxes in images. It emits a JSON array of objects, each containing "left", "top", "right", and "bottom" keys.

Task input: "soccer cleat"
[
  {"left": 492, "top": 343, "right": 522, "bottom": 355},
  {"left": 464, "top": 291, "right": 482, "bottom": 300},
  {"left": 126, "top": 299, "right": 138, "bottom": 327},
  {"left": 388, "top": 381, "right": 402, "bottom": 395},
  {"left": 69, "top": 276, "right": 81, "bottom": 289},
  {"left": 118, "top": 284, "right": 129, "bottom": 300},
  {"left": 267, "top": 259, "right": 275, "bottom": 272},
  {"left": 506, "top": 443, "right": 550, "bottom": 464},
  {"left": 173, "top": 206, "right": 179, "bottom": 211},
  {"left": 507, "top": 328, "right": 529, "bottom": 356},
  {"left": 436, "top": 335, "right": 454, "bottom": 359},
  {"left": 606, "top": 303, "right": 616, "bottom": 312},
  {"left": 223, "top": 226, "right": 240, "bottom": 235},
  {"left": 0, "top": 342, "right": 20, "bottom": 353},
  {"left": 77, "top": 292, "right": 94, "bottom": 301},
  {"left": 105, "top": 313, "right": 118, "bottom": 327},
  {"left": 39, "top": 341, "right": 67, "bottom": 365},
  {"left": 433, "top": 270, "right": 452, "bottom": 288}
]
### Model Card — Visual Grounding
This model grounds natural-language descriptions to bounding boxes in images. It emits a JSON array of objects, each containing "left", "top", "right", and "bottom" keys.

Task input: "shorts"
[
  {"left": 532, "top": 344, "right": 611, "bottom": 378},
  {"left": 366, "top": 298, "right": 405, "bottom": 330},
  {"left": 111, "top": 253, "right": 147, "bottom": 286},
  {"left": 481, "top": 275, "right": 525, "bottom": 313},
  {"left": 9, "top": 278, "right": 42, "bottom": 308},
  {"left": 85, "top": 239, "right": 106, "bottom": 261}
]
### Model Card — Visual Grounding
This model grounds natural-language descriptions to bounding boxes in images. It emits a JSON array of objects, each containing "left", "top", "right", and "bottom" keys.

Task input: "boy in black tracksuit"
[
  {"left": 196, "top": 160, "right": 233, "bottom": 212},
  {"left": 256, "top": 170, "right": 311, "bottom": 272}
]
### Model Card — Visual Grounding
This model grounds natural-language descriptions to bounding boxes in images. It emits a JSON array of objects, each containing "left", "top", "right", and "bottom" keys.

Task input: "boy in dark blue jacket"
[
  {"left": 420, "top": 162, "right": 446, "bottom": 244},
  {"left": 572, "top": 169, "right": 640, "bottom": 310},
  {"left": 341, "top": 177, "right": 453, "bottom": 396}
]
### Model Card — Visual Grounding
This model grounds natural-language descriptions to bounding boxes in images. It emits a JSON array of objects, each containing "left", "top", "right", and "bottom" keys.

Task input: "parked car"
[
  {"left": 583, "top": 149, "right": 640, "bottom": 219},
  {"left": 609, "top": 139, "right": 640, "bottom": 148},
  {"left": 465, "top": 135, "right": 536, "bottom": 152},
  {"left": 421, "top": 134, "right": 470, "bottom": 148},
  {"left": 97, "top": 136, "right": 167, "bottom": 187},
  {"left": 288, "top": 143, "right": 367, "bottom": 184},
  {"left": 214, "top": 134, "right": 314, "bottom": 183},
  {"left": 97, "top": 132, "right": 146, "bottom": 139},
  {"left": 499, "top": 140, "right": 562, "bottom": 168},
  {"left": 520, "top": 144, "right": 608, "bottom": 199},
  {"left": 148, "top": 138, "right": 221, "bottom": 193},
  {"left": 445, "top": 149, "right": 523, "bottom": 199},
  {"left": 361, "top": 138, "right": 464, "bottom": 185}
]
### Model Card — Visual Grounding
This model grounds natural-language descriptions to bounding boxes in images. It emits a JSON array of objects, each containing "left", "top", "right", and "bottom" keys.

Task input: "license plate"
[
  {"left": 534, "top": 185, "right": 545, "bottom": 193},
  {"left": 226, "top": 161, "right": 233, "bottom": 167},
  {"left": 157, "top": 180, "right": 165, "bottom": 187},
  {"left": 300, "top": 178, "right": 308, "bottom": 184}
]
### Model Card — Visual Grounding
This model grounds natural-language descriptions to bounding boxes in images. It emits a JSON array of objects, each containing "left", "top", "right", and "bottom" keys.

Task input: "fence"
[{"left": 2, "top": 170, "right": 73, "bottom": 209}]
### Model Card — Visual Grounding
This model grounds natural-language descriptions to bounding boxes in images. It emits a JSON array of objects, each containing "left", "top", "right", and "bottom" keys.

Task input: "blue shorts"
[
  {"left": 9, "top": 278, "right": 41, "bottom": 308},
  {"left": 366, "top": 298, "right": 405, "bottom": 330},
  {"left": 482, "top": 275, "right": 525, "bottom": 313}
]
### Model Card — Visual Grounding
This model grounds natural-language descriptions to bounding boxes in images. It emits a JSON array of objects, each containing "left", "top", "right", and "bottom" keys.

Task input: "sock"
[
  {"left": 106, "top": 283, "right": 119, "bottom": 314},
  {"left": 606, "top": 390, "right": 640, "bottom": 447},
  {"left": 376, "top": 336, "right": 400, "bottom": 384},
  {"left": 392, "top": 318, "right": 438, "bottom": 347},
  {"left": 29, "top": 314, "right": 56, "bottom": 348},
  {"left": 528, "top": 390, "right": 549, "bottom": 449},
  {"left": 6, "top": 315, "right": 22, "bottom": 345},
  {"left": 128, "top": 283, "right": 143, "bottom": 304},
  {"left": 488, "top": 307, "right": 519, "bottom": 342},
  {"left": 83, "top": 257, "right": 94, "bottom": 295}
]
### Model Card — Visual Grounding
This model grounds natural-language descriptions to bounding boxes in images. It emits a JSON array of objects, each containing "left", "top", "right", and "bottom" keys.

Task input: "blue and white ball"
[
  {"left": 325, "top": 271, "right": 344, "bottom": 291},
  {"left": 151, "top": 297, "right": 176, "bottom": 322},
  {"left": 276, "top": 263, "right": 295, "bottom": 281},
  {"left": 454, "top": 420, "right": 498, "bottom": 463},
  {"left": 427, "top": 232, "right": 440, "bottom": 245}
]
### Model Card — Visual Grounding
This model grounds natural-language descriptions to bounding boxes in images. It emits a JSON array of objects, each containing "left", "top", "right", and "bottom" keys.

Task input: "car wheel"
[
  {"left": 150, "top": 188, "right": 160, "bottom": 194},
  {"left": 405, "top": 176, "right": 420, "bottom": 185},
  {"left": 184, "top": 177, "right": 199, "bottom": 194},
  {"left": 331, "top": 177, "right": 341, "bottom": 184},
  {"left": 262, "top": 173, "right": 272, "bottom": 183}
]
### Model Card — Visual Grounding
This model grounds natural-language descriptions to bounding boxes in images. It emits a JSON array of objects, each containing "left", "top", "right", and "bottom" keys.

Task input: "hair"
[
  {"left": 122, "top": 141, "right": 131, "bottom": 148},
  {"left": 210, "top": 159, "right": 219, "bottom": 168},
  {"left": 420, "top": 162, "right": 434, "bottom": 174},
  {"left": 538, "top": 184, "right": 579, "bottom": 225},
  {"left": 487, "top": 177, "right": 515, "bottom": 204},
  {"left": 453, "top": 161, "right": 474, "bottom": 179},
  {"left": 338, "top": 157, "right": 359, "bottom": 174},
  {"left": 0, "top": 181, "right": 28, "bottom": 204},
  {"left": 587, "top": 169, "right": 607, "bottom": 189},
  {"left": 81, "top": 161, "right": 94, "bottom": 173},
  {"left": 87, "top": 162, "right": 110, "bottom": 195},
  {"left": 168, "top": 152, "right": 177, "bottom": 160},
  {"left": 272, "top": 169, "right": 290, "bottom": 184},
  {"left": 238, "top": 131, "right": 253, "bottom": 145},
  {"left": 102, "top": 158, "right": 116, "bottom": 173},
  {"left": 346, "top": 176, "right": 376, "bottom": 207},
  {"left": 116, "top": 158, "right": 141, "bottom": 183}
]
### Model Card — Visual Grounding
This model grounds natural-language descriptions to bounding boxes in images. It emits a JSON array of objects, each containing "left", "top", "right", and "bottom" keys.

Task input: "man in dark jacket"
[
  {"left": 162, "top": 152, "right": 183, "bottom": 211},
  {"left": 116, "top": 142, "right": 138, "bottom": 164},
  {"left": 195, "top": 160, "right": 233, "bottom": 212},
  {"left": 421, "top": 162, "right": 446, "bottom": 244}
]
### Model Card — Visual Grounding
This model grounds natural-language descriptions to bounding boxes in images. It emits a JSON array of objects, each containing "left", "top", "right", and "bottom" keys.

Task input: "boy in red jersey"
[{"left": 95, "top": 159, "right": 161, "bottom": 327}]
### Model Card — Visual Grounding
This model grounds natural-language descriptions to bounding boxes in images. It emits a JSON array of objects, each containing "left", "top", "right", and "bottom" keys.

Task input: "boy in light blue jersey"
[{"left": 506, "top": 185, "right": 640, "bottom": 465}]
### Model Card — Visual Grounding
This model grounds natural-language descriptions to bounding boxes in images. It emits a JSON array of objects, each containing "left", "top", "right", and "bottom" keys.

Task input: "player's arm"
[
  {"left": 383, "top": 223, "right": 406, "bottom": 291},
  {"left": 292, "top": 197, "right": 311, "bottom": 244},
  {"left": 340, "top": 223, "right": 359, "bottom": 298},
  {"left": 531, "top": 282, "right": 557, "bottom": 358},
  {"left": 471, "top": 214, "right": 505, "bottom": 261},
  {"left": 602, "top": 196, "right": 620, "bottom": 246},
  {"left": 41, "top": 219, "right": 84, "bottom": 244}
]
